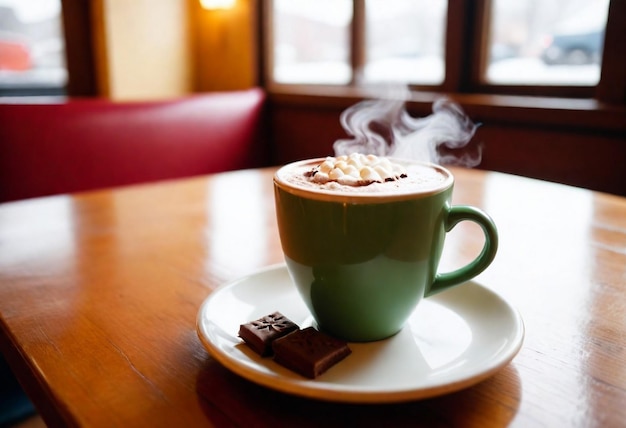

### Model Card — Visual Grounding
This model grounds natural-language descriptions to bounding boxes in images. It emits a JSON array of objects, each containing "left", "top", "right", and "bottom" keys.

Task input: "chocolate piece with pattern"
[{"left": 238, "top": 312, "right": 299, "bottom": 356}]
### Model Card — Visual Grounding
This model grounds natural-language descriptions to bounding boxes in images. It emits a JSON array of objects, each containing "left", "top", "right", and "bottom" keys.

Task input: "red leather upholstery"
[{"left": 0, "top": 88, "right": 267, "bottom": 202}]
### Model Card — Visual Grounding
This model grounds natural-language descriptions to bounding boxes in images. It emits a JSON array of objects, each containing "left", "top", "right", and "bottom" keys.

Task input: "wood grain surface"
[{"left": 1, "top": 167, "right": 624, "bottom": 427}]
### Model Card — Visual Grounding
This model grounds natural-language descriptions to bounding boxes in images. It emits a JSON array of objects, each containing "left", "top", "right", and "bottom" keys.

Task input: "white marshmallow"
[
  {"left": 319, "top": 160, "right": 334, "bottom": 174},
  {"left": 338, "top": 175, "right": 358, "bottom": 186},
  {"left": 360, "top": 166, "right": 382, "bottom": 182},
  {"left": 329, "top": 168, "right": 344, "bottom": 180},
  {"left": 374, "top": 165, "right": 392, "bottom": 180},
  {"left": 314, "top": 172, "right": 330, "bottom": 183},
  {"left": 343, "top": 165, "right": 359, "bottom": 177},
  {"left": 310, "top": 153, "right": 406, "bottom": 186},
  {"left": 335, "top": 160, "right": 348, "bottom": 171}
]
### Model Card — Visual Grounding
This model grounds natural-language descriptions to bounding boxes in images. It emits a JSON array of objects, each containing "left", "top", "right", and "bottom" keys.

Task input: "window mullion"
[
  {"left": 442, "top": 0, "right": 477, "bottom": 93},
  {"left": 351, "top": 0, "right": 366, "bottom": 85},
  {"left": 595, "top": 0, "right": 626, "bottom": 104},
  {"left": 62, "top": 0, "right": 99, "bottom": 96}
]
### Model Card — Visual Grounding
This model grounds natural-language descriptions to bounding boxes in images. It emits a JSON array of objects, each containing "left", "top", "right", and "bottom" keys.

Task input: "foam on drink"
[{"left": 275, "top": 154, "right": 451, "bottom": 201}]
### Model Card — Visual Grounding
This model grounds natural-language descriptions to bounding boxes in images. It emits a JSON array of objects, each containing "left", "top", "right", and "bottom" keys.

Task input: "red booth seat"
[{"left": 0, "top": 88, "right": 267, "bottom": 203}]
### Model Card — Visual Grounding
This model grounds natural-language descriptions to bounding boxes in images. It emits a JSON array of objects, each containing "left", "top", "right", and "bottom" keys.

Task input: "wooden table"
[{"left": 1, "top": 167, "right": 624, "bottom": 427}]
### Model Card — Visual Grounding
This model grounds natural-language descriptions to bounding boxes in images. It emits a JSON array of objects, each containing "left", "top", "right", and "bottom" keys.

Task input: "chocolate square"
[
  {"left": 272, "top": 327, "right": 351, "bottom": 378},
  {"left": 238, "top": 312, "right": 299, "bottom": 356}
]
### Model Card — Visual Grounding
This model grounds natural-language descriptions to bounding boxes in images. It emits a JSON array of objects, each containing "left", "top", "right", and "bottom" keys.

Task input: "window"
[
  {"left": 363, "top": 0, "right": 446, "bottom": 85},
  {"left": 271, "top": 0, "right": 447, "bottom": 86},
  {"left": 0, "top": 0, "right": 68, "bottom": 96},
  {"left": 264, "top": 0, "right": 616, "bottom": 99},
  {"left": 485, "top": 0, "right": 608, "bottom": 86},
  {"left": 273, "top": 0, "right": 352, "bottom": 84}
]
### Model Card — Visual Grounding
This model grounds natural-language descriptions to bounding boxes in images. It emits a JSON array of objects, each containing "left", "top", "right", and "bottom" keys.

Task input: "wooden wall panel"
[
  {"left": 268, "top": 102, "right": 626, "bottom": 196},
  {"left": 476, "top": 126, "right": 626, "bottom": 196},
  {"left": 269, "top": 105, "right": 345, "bottom": 164}
]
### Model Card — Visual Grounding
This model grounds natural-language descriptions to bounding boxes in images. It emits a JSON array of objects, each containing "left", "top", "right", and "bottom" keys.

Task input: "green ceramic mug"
[{"left": 274, "top": 156, "right": 498, "bottom": 342}]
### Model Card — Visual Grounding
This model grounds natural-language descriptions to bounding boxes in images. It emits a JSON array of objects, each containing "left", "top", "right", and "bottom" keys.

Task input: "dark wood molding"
[
  {"left": 267, "top": 85, "right": 626, "bottom": 132},
  {"left": 596, "top": 0, "right": 626, "bottom": 104},
  {"left": 60, "top": 0, "right": 98, "bottom": 96},
  {"left": 443, "top": 0, "right": 476, "bottom": 93},
  {"left": 351, "top": 0, "right": 366, "bottom": 84}
]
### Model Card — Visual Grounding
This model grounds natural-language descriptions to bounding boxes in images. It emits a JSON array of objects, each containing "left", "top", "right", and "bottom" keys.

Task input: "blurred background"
[{"left": 0, "top": 0, "right": 612, "bottom": 98}]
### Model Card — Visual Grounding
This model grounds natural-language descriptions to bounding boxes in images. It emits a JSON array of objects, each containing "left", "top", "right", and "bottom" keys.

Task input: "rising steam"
[{"left": 333, "top": 94, "right": 481, "bottom": 167}]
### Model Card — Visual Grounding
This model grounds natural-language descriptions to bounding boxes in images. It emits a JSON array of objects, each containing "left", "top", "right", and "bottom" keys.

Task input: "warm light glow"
[{"left": 199, "top": 0, "right": 236, "bottom": 10}]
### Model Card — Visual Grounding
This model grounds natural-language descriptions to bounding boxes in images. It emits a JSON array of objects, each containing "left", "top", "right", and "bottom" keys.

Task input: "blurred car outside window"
[
  {"left": 486, "top": 0, "right": 609, "bottom": 86},
  {"left": 0, "top": 0, "right": 67, "bottom": 96}
]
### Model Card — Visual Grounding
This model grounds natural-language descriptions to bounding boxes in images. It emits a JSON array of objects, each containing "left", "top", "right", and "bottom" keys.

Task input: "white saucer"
[{"left": 196, "top": 264, "right": 524, "bottom": 403}]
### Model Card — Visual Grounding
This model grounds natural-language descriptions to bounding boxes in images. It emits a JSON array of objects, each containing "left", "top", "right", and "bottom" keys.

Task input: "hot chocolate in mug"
[{"left": 274, "top": 154, "right": 498, "bottom": 342}]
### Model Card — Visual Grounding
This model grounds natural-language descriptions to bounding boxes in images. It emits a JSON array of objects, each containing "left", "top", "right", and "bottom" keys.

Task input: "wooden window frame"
[
  {"left": 261, "top": 0, "right": 626, "bottom": 109},
  {"left": 61, "top": 0, "right": 100, "bottom": 97}
]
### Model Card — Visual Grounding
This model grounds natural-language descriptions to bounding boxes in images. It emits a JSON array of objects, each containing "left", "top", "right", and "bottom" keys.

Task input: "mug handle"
[{"left": 425, "top": 205, "right": 498, "bottom": 297}]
